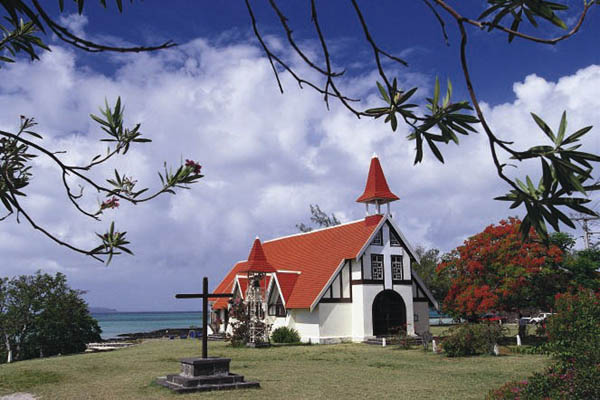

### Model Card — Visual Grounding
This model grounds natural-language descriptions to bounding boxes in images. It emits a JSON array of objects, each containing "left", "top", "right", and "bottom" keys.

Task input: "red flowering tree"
[{"left": 437, "top": 218, "right": 564, "bottom": 320}]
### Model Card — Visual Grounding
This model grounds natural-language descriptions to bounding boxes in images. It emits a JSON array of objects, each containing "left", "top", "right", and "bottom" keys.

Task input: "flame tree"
[{"left": 437, "top": 218, "right": 565, "bottom": 320}]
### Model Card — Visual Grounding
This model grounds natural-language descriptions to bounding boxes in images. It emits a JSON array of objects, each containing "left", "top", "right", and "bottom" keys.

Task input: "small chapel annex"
[{"left": 210, "top": 155, "right": 438, "bottom": 343}]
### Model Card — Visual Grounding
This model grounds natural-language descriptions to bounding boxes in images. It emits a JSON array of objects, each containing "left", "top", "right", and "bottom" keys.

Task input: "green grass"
[{"left": 0, "top": 339, "right": 549, "bottom": 400}]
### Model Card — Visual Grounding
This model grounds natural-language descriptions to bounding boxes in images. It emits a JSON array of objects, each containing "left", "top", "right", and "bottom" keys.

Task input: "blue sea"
[{"left": 92, "top": 311, "right": 203, "bottom": 340}]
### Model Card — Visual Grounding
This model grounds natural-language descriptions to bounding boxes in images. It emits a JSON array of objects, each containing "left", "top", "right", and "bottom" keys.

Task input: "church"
[{"left": 210, "top": 155, "right": 438, "bottom": 343}]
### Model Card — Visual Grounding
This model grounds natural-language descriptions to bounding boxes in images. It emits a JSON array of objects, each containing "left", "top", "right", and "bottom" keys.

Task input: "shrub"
[
  {"left": 546, "top": 289, "right": 600, "bottom": 367},
  {"left": 442, "top": 323, "right": 503, "bottom": 357},
  {"left": 488, "top": 289, "right": 600, "bottom": 399},
  {"left": 271, "top": 326, "right": 301, "bottom": 343}
]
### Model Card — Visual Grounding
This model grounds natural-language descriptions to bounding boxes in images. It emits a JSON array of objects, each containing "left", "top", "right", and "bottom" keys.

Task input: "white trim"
[
  {"left": 411, "top": 270, "right": 439, "bottom": 310},
  {"left": 309, "top": 259, "right": 348, "bottom": 312},
  {"left": 355, "top": 217, "right": 387, "bottom": 260},
  {"left": 275, "top": 269, "right": 301, "bottom": 274},
  {"left": 383, "top": 215, "right": 420, "bottom": 263},
  {"left": 269, "top": 274, "right": 286, "bottom": 307},
  {"left": 233, "top": 276, "right": 244, "bottom": 300}
]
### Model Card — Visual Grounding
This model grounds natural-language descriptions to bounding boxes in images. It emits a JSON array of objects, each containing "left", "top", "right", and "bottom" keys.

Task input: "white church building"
[{"left": 211, "top": 155, "right": 438, "bottom": 343}]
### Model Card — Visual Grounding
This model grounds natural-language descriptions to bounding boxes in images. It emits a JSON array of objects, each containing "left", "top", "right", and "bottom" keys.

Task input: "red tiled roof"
[
  {"left": 275, "top": 273, "right": 299, "bottom": 305},
  {"left": 212, "top": 215, "right": 383, "bottom": 310},
  {"left": 356, "top": 156, "right": 399, "bottom": 203},
  {"left": 238, "top": 238, "right": 276, "bottom": 273}
]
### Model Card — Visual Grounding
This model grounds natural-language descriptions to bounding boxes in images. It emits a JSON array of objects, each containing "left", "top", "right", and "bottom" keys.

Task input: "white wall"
[
  {"left": 319, "top": 303, "right": 352, "bottom": 341},
  {"left": 289, "top": 308, "right": 320, "bottom": 343},
  {"left": 351, "top": 284, "right": 384, "bottom": 340}
]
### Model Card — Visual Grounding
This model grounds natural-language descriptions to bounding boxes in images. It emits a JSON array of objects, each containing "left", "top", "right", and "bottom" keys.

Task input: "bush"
[
  {"left": 488, "top": 289, "right": 600, "bottom": 399},
  {"left": 442, "top": 323, "right": 503, "bottom": 357},
  {"left": 486, "top": 364, "right": 600, "bottom": 400},
  {"left": 546, "top": 289, "right": 600, "bottom": 367},
  {"left": 271, "top": 327, "right": 300, "bottom": 343}
]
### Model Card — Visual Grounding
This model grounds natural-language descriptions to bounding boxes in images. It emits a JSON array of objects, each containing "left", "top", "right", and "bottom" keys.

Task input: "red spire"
[
  {"left": 356, "top": 155, "right": 399, "bottom": 203},
  {"left": 238, "top": 237, "right": 276, "bottom": 274}
]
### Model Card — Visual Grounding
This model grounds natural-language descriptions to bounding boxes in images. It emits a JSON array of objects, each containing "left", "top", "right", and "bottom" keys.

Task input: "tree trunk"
[{"left": 4, "top": 335, "right": 12, "bottom": 363}]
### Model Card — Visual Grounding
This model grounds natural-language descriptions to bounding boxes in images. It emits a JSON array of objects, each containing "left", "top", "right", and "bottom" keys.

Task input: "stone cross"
[{"left": 175, "top": 277, "right": 233, "bottom": 358}]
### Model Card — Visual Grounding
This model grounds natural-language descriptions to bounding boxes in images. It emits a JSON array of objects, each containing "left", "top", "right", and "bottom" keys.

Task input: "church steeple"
[
  {"left": 356, "top": 154, "right": 399, "bottom": 215},
  {"left": 239, "top": 237, "right": 276, "bottom": 274}
]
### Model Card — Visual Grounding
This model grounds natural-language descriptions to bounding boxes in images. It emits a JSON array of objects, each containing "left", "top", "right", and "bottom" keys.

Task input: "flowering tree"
[
  {"left": 0, "top": 2, "right": 201, "bottom": 264},
  {"left": 437, "top": 218, "right": 565, "bottom": 320}
]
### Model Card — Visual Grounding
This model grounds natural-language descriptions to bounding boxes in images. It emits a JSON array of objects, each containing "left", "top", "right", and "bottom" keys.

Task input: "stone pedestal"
[{"left": 157, "top": 357, "right": 260, "bottom": 393}]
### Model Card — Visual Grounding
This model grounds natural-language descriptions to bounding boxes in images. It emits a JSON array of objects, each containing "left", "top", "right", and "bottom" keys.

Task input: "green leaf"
[
  {"left": 433, "top": 77, "right": 440, "bottom": 108},
  {"left": 548, "top": 205, "right": 576, "bottom": 229},
  {"left": 376, "top": 81, "right": 390, "bottom": 104},
  {"left": 390, "top": 113, "right": 397, "bottom": 132},
  {"left": 427, "top": 139, "right": 444, "bottom": 163},
  {"left": 562, "top": 126, "right": 593, "bottom": 145},
  {"left": 531, "top": 113, "right": 555, "bottom": 142},
  {"left": 556, "top": 111, "right": 567, "bottom": 145}
]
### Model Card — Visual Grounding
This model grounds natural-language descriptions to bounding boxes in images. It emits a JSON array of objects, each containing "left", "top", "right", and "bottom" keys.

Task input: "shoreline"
[{"left": 106, "top": 327, "right": 203, "bottom": 341}]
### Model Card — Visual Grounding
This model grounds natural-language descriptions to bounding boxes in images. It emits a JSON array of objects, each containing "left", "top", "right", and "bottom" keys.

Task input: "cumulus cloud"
[{"left": 1, "top": 36, "right": 599, "bottom": 310}]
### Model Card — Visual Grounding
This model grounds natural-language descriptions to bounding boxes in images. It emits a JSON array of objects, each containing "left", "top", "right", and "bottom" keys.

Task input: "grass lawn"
[{"left": 0, "top": 340, "right": 549, "bottom": 400}]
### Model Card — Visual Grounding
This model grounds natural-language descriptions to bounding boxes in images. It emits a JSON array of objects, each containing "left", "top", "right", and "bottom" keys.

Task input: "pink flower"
[
  {"left": 185, "top": 159, "right": 202, "bottom": 174},
  {"left": 101, "top": 196, "right": 120, "bottom": 210}
]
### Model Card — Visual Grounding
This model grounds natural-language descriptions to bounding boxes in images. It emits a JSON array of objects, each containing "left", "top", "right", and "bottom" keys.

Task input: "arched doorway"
[{"left": 372, "top": 290, "right": 406, "bottom": 336}]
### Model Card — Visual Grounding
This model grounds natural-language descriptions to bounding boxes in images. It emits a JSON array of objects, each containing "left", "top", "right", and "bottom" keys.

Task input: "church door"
[{"left": 372, "top": 290, "right": 406, "bottom": 336}]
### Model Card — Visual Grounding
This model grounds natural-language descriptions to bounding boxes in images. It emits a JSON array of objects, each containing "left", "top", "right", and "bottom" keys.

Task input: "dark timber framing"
[{"left": 320, "top": 260, "right": 352, "bottom": 305}]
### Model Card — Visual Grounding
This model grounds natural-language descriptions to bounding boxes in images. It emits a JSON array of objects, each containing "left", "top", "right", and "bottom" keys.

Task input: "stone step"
[
  {"left": 156, "top": 378, "right": 260, "bottom": 393},
  {"left": 364, "top": 336, "right": 424, "bottom": 346},
  {"left": 207, "top": 334, "right": 226, "bottom": 341},
  {"left": 168, "top": 373, "right": 245, "bottom": 387}
]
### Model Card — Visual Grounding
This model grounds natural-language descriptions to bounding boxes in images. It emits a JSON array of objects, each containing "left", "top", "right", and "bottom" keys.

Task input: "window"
[
  {"left": 372, "top": 229, "right": 383, "bottom": 246},
  {"left": 268, "top": 303, "right": 286, "bottom": 317},
  {"left": 391, "top": 255, "right": 403, "bottom": 280},
  {"left": 371, "top": 254, "right": 384, "bottom": 280},
  {"left": 390, "top": 228, "right": 401, "bottom": 247},
  {"left": 268, "top": 291, "right": 286, "bottom": 317}
]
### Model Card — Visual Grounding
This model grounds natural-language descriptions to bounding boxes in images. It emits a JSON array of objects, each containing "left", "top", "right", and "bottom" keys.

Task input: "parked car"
[
  {"left": 530, "top": 312, "right": 554, "bottom": 324},
  {"left": 481, "top": 313, "right": 508, "bottom": 323}
]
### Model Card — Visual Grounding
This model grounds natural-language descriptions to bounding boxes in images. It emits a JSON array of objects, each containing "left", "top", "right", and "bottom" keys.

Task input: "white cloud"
[{"left": 1, "top": 35, "right": 599, "bottom": 310}]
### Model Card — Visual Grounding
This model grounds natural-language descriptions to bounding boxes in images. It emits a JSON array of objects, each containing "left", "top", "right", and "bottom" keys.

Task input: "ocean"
[{"left": 92, "top": 311, "right": 203, "bottom": 340}]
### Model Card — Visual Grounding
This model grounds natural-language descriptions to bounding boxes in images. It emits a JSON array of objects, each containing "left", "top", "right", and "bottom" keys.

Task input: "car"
[
  {"left": 481, "top": 313, "right": 508, "bottom": 323},
  {"left": 530, "top": 312, "right": 554, "bottom": 324}
]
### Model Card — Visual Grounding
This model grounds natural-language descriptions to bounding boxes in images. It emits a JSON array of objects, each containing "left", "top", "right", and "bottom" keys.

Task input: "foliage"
[
  {"left": 395, "top": 324, "right": 411, "bottom": 350},
  {"left": 438, "top": 218, "right": 566, "bottom": 319},
  {"left": 560, "top": 249, "right": 600, "bottom": 291},
  {"left": 296, "top": 204, "right": 340, "bottom": 233},
  {"left": 0, "top": 1, "right": 199, "bottom": 263},
  {"left": 0, "top": 271, "right": 101, "bottom": 364},
  {"left": 442, "top": 323, "right": 504, "bottom": 357},
  {"left": 413, "top": 246, "right": 451, "bottom": 303},
  {"left": 246, "top": 0, "right": 600, "bottom": 242},
  {"left": 270, "top": 326, "right": 300, "bottom": 344},
  {"left": 546, "top": 289, "right": 600, "bottom": 367},
  {"left": 488, "top": 289, "right": 600, "bottom": 399},
  {"left": 226, "top": 297, "right": 250, "bottom": 347}
]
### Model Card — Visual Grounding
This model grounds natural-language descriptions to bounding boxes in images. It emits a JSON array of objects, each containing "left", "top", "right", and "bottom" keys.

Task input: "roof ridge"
[{"left": 262, "top": 217, "right": 369, "bottom": 244}]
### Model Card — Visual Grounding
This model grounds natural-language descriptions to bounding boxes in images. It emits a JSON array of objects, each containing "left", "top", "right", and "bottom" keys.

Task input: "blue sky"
[{"left": 2, "top": 1, "right": 600, "bottom": 311}]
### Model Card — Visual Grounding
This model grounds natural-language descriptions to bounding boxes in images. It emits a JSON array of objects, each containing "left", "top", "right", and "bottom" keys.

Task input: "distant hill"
[{"left": 89, "top": 306, "right": 118, "bottom": 313}]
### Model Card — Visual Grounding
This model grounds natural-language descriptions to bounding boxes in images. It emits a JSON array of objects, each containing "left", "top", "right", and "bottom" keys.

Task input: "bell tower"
[{"left": 356, "top": 154, "right": 399, "bottom": 216}]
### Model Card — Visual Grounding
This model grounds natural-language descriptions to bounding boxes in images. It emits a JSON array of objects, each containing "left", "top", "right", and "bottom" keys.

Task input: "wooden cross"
[{"left": 175, "top": 277, "right": 233, "bottom": 358}]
